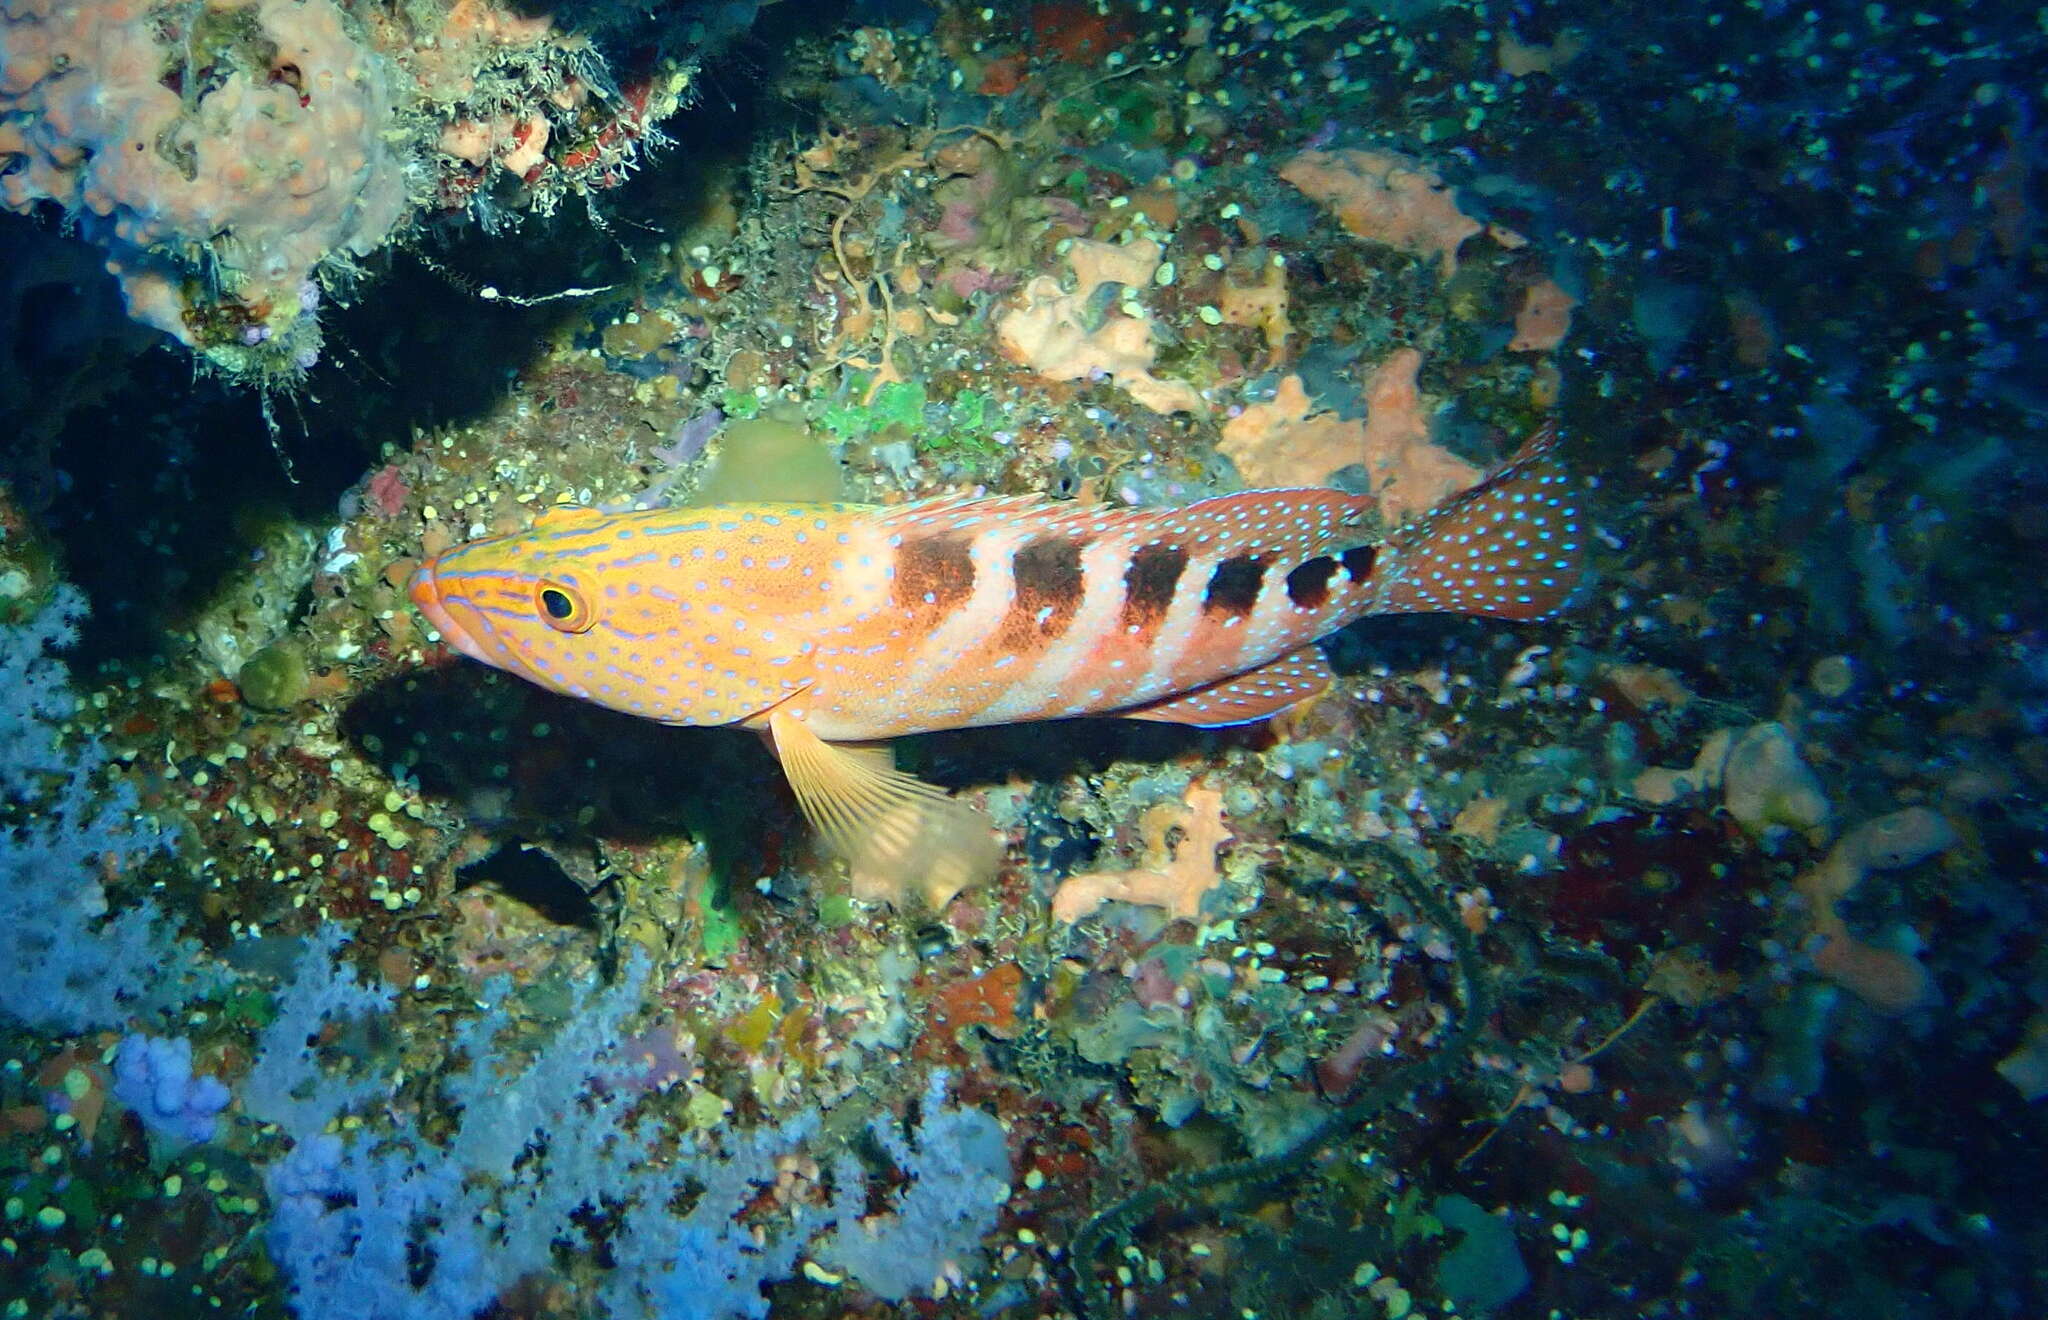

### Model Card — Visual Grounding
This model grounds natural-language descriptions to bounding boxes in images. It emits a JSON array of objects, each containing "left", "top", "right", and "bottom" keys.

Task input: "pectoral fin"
[
  {"left": 767, "top": 710, "right": 1000, "bottom": 910},
  {"left": 1117, "top": 646, "right": 1335, "bottom": 728}
]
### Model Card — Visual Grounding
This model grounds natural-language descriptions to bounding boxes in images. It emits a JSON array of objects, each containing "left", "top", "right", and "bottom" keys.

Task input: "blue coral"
[
  {"left": 814, "top": 1071, "right": 1013, "bottom": 1302},
  {"left": 0, "top": 587, "right": 214, "bottom": 1033},
  {"left": 248, "top": 938, "right": 1007, "bottom": 1319}
]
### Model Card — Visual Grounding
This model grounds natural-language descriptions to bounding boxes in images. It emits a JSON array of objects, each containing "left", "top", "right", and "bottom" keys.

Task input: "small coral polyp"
[{"left": 0, "top": 0, "right": 405, "bottom": 379}]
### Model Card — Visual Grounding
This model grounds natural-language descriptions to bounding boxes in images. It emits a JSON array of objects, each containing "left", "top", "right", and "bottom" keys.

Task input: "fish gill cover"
[{"left": 0, "top": 2, "right": 2045, "bottom": 1319}]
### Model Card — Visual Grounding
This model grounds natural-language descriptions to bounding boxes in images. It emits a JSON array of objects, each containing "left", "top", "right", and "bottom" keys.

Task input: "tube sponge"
[{"left": 1795, "top": 807, "right": 1958, "bottom": 1014}]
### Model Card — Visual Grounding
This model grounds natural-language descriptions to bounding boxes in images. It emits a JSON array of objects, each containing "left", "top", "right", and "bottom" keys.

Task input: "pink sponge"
[{"left": 0, "top": 0, "right": 406, "bottom": 373}]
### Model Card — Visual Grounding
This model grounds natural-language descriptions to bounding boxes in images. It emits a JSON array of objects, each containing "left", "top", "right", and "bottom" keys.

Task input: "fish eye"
[{"left": 534, "top": 581, "right": 594, "bottom": 633}]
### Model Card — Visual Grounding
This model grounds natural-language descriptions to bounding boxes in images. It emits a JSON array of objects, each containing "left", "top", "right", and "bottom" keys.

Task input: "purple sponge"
[{"left": 113, "top": 1034, "right": 232, "bottom": 1149}]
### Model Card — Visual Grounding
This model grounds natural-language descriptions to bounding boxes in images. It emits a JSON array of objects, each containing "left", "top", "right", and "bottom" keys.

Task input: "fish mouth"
[{"left": 407, "top": 561, "right": 490, "bottom": 664}]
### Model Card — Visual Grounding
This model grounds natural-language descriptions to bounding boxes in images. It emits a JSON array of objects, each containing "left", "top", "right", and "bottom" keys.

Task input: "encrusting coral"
[
  {"left": 1217, "top": 256, "right": 1295, "bottom": 367},
  {"left": 1720, "top": 721, "right": 1832, "bottom": 839},
  {"left": 1633, "top": 721, "right": 1831, "bottom": 841},
  {"left": 1508, "top": 277, "right": 1578, "bottom": 353},
  {"left": 996, "top": 237, "right": 1205, "bottom": 414},
  {"left": 1219, "top": 374, "right": 1363, "bottom": 490},
  {"left": 1218, "top": 349, "right": 1482, "bottom": 521},
  {"left": 0, "top": 0, "right": 407, "bottom": 374},
  {"left": 1051, "top": 781, "right": 1232, "bottom": 924},
  {"left": 0, "top": 0, "right": 696, "bottom": 380},
  {"left": 1278, "top": 147, "right": 1522, "bottom": 277},
  {"left": 1794, "top": 806, "right": 1956, "bottom": 1014}
]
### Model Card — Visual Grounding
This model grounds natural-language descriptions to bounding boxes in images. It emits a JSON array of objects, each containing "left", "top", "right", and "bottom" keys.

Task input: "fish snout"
[
  {"left": 407, "top": 560, "right": 488, "bottom": 663},
  {"left": 406, "top": 559, "right": 444, "bottom": 625}
]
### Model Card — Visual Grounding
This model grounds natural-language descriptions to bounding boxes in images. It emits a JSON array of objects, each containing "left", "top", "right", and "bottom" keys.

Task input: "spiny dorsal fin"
[
  {"left": 531, "top": 504, "right": 613, "bottom": 531},
  {"left": 1117, "top": 646, "right": 1336, "bottom": 728},
  {"left": 870, "top": 490, "right": 1171, "bottom": 538},
  {"left": 768, "top": 710, "right": 1001, "bottom": 910},
  {"left": 869, "top": 492, "right": 1053, "bottom": 532}
]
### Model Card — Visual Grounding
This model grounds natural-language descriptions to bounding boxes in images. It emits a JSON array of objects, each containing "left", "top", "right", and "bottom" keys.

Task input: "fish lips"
[{"left": 407, "top": 562, "right": 493, "bottom": 665}]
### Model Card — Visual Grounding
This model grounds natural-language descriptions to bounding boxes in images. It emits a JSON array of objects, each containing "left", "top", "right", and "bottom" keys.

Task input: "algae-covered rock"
[
  {"left": 1721, "top": 721, "right": 1831, "bottom": 840},
  {"left": 190, "top": 511, "right": 317, "bottom": 680},
  {"left": 236, "top": 642, "right": 310, "bottom": 711},
  {"left": 691, "top": 408, "right": 843, "bottom": 506},
  {"left": 1435, "top": 1194, "right": 1530, "bottom": 1313}
]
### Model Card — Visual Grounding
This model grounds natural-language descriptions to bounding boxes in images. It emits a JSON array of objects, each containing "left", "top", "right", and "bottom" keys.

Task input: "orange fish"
[{"left": 408, "top": 425, "right": 1582, "bottom": 906}]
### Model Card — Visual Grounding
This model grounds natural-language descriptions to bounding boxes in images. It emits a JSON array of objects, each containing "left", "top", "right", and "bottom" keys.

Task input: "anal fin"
[
  {"left": 768, "top": 710, "right": 1000, "bottom": 910},
  {"left": 1117, "top": 646, "right": 1335, "bottom": 728}
]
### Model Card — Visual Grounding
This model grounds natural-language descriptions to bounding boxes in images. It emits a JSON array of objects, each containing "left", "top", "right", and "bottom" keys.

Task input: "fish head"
[
  {"left": 408, "top": 503, "right": 823, "bottom": 726},
  {"left": 407, "top": 505, "right": 625, "bottom": 699}
]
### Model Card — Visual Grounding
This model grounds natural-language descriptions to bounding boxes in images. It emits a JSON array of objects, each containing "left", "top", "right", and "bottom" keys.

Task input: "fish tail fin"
[
  {"left": 1373, "top": 421, "right": 1585, "bottom": 621},
  {"left": 769, "top": 710, "right": 1001, "bottom": 911}
]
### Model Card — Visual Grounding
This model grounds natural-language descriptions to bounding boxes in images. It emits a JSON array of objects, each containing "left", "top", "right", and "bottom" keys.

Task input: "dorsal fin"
[
  {"left": 868, "top": 492, "right": 1052, "bottom": 531},
  {"left": 870, "top": 492, "right": 1170, "bottom": 549},
  {"left": 531, "top": 504, "right": 614, "bottom": 531},
  {"left": 1125, "top": 488, "right": 1379, "bottom": 566}
]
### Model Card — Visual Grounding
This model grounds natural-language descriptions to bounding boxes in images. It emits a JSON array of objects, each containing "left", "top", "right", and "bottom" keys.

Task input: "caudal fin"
[{"left": 1373, "top": 422, "right": 1585, "bottom": 621}]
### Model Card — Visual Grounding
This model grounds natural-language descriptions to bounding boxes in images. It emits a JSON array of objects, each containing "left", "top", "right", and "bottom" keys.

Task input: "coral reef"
[
  {"left": 2, "top": 2, "right": 2047, "bottom": 1318},
  {"left": 1050, "top": 779, "right": 1231, "bottom": 923},
  {"left": 996, "top": 236, "right": 1206, "bottom": 414},
  {"left": 1796, "top": 807, "right": 1957, "bottom": 1013},
  {"left": 0, "top": 0, "right": 406, "bottom": 376},
  {"left": 0, "top": 0, "right": 711, "bottom": 381},
  {"left": 1279, "top": 147, "right": 1522, "bottom": 277},
  {"left": 1219, "top": 350, "right": 1484, "bottom": 519}
]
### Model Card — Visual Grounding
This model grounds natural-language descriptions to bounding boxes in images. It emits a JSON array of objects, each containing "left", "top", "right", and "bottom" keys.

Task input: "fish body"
[
  {"left": 408, "top": 425, "right": 1582, "bottom": 904},
  {"left": 410, "top": 428, "right": 1580, "bottom": 738}
]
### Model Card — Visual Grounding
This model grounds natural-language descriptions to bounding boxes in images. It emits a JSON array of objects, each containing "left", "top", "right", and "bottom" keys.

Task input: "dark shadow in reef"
[
  {"left": 340, "top": 652, "right": 1256, "bottom": 916},
  {"left": 453, "top": 839, "right": 608, "bottom": 937},
  {"left": 1324, "top": 610, "right": 1530, "bottom": 677},
  {"left": 906, "top": 718, "right": 1225, "bottom": 794},
  {"left": 340, "top": 663, "right": 792, "bottom": 913},
  {"left": 907, "top": 717, "right": 1233, "bottom": 879}
]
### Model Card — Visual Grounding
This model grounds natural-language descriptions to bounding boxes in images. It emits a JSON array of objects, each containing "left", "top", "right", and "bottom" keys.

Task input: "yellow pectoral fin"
[
  {"left": 1118, "top": 646, "right": 1336, "bottom": 728},
  {"left": 767, "top": 710, "right": 1000, "bottom": 910}
]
